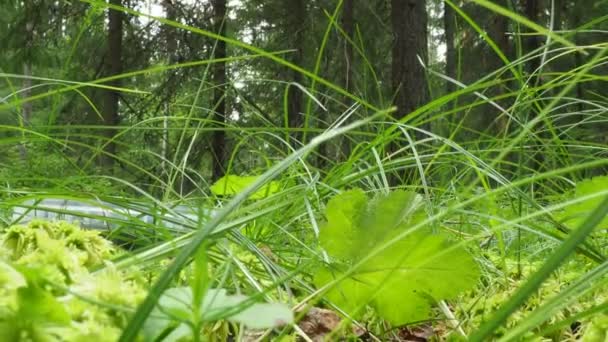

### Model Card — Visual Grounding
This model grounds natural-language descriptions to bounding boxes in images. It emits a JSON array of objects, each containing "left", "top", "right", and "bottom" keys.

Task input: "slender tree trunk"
[
  {"left": 211, "top": 0, "right": 227, "bottom": 181},
  {"left": 524, "top": 0, "right": 541, "bottom": 83},
  {"left": 342, "top": 0, "right": 355, "bottom": 93},
  {"left": 482, "top": 0, "right": 511, "bottom": 136},
  {"left": 390, "top": 0, "right": 429, "bottom": 147},
  {"left": 163, "top": 0, "right": 178, "bottom": 63},
  {"left": 287, "top": 0, "right": 305, "bottom": 145},
  {"left": 101, "top": 0, "right": 123, "bottom": 169},
  {"left": 390, "top": 0, "right": 429, "bottom": 185},
  {"left": 487, "top": 0, "right": 511, "bottom": 72},
  {"left": 523, "top": 0, "right": 546, "bottom": 172},
  {"left": 444, "top": 0, "right": 456, "bottom": 96},
  {"left": 553, "top": 0, "right": 563, "bottom": 32},
  {"left": 391, "top": 0, "right": 429, "bottom": 121}
]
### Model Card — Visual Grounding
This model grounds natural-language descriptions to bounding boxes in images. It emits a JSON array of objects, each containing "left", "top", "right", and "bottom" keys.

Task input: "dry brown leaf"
[{"left": 297, "top": 307, "right": 367, "bottom": 341}]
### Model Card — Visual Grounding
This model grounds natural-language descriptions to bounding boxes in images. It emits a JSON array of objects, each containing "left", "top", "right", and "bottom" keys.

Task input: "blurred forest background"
[{"left": 1, "top": 0, "right": 607, "bottom": 198}]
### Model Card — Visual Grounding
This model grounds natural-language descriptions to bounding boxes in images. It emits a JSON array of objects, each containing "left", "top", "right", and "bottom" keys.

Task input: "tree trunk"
[
  {"left": 287, "top": 0, "right": 306, "bottom": 145},
  {"left": 524, "top": 0, "right": 541, "bottom": 83},
  {"left": 101, "top": 0, "right": 123, "bottom": 169},
  {"left": 553, "top": 0, "right": 563, "bottom": 32},
  {"left": 481, "top": 0, "right": 511, "bottom": 136},
  {"left": 523, "top": 0, "right": 546, "bottom": 172},
  {"left": 342, "top": 0, "right": 355, "bottom": 93},
  {"left": 391, "top": 0, "right": 429, "bottom": 120},
  {"left": 486, "top": 0, "right": 511, "bottom": 72},
  {"left": 390, "top": 0, "right": 429, "bottom": 184},
  {"left": 444, "top": 0, "right": 456, "bottom": 96},
  {"left": 163, "top": 0, "right": 178, "bottom": 62},
  {"left": 211, "top": 0, "right": 227, "bottom": 182}
]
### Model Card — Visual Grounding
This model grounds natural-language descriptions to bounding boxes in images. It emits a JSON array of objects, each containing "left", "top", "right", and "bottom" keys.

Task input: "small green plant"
[
  {"left": 143, "top": 287, "right": 293, "bottom": 341},
  {"left": 144, "top": 240, "right": 293, "bottom": 341},
  {"left": 314, "top": 189, "right": 480, "bottom": 325},
  {"left": 560, "top": 175, "right": 608, "bottom": 231}
]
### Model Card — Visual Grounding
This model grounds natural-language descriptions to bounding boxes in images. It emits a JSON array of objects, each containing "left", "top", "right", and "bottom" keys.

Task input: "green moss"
[{"left": 0, "top": 220, "right": 146, "bottom": 341}]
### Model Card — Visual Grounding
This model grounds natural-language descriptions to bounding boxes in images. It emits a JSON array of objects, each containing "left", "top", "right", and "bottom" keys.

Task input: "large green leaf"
[
  {"left": 315, "top": 189, "right": 479, "bottom": 325},
  {"left": 560, "top": 176, "right": 608, "bottom": 230},
  {"left": 210, "top": 175, "right": 281, "bottom": 199},
  {"left": 319, "top": 189, "right": 368, "bottom": 260}
]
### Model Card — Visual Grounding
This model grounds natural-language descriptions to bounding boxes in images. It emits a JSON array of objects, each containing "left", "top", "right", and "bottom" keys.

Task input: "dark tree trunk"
[
  {"left": 444, "top": 0, "right": 456, "bottom": 96},
  {"left": 287, "top": 0, "right": 306, "bottom": 145},
  {"left": 572, "top": 6, "right": 585, "bottom": 115},
  {"left": 553, "top": 0, "right": 563, "bottom": 32},
  {"left": 342, "top": 0, "right": 355, "bottom": 93},
  {"left": 390, "top": 0, "right": 429, "bottom": 185},
  {"left": 486, "top": 0, "right": 511, "bottom": 73},
  {"left": 523, "top": 0, "right": 546, "bottom": 172},
  {"left": 391, "top": 0, "right": 429, "bottom": 120},
  {"left": 482, "top": 0, "right": 511, "bottom": 135},
  {"left": 163, "top": 0, "right": 178, "bottom": 63},
  {"left": 524, "top": 0, "right": 541, "bottom": 83},
  {"left": 101, "top": 0, "right": 123, "bottom": 169},
  {"left": 211, "top": 0, "right": 227, "bottom": 181}
]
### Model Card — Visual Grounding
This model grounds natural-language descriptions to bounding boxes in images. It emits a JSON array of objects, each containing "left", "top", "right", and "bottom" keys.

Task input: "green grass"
[{"left": 0, "top": 0, "right": 607, "bottom": 341}]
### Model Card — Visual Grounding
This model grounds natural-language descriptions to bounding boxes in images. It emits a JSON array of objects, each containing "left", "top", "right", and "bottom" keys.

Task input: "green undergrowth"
[
  {"left": 0, "top": 220, "right": 145, "bottom": 340},
  {"left": 0, "top": 220, "right": 294, "bottom": 341},
  {"left": 1, "top": 172, "right": 608, "bottom": 341},
  {"left": 458, "top": 256, "right": 607, "bottom": 341}
]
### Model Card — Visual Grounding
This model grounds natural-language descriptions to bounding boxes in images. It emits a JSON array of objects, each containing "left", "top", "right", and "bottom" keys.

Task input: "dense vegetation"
[{"left": 1, "top": 0, "right": 607, "bottom": 340}]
